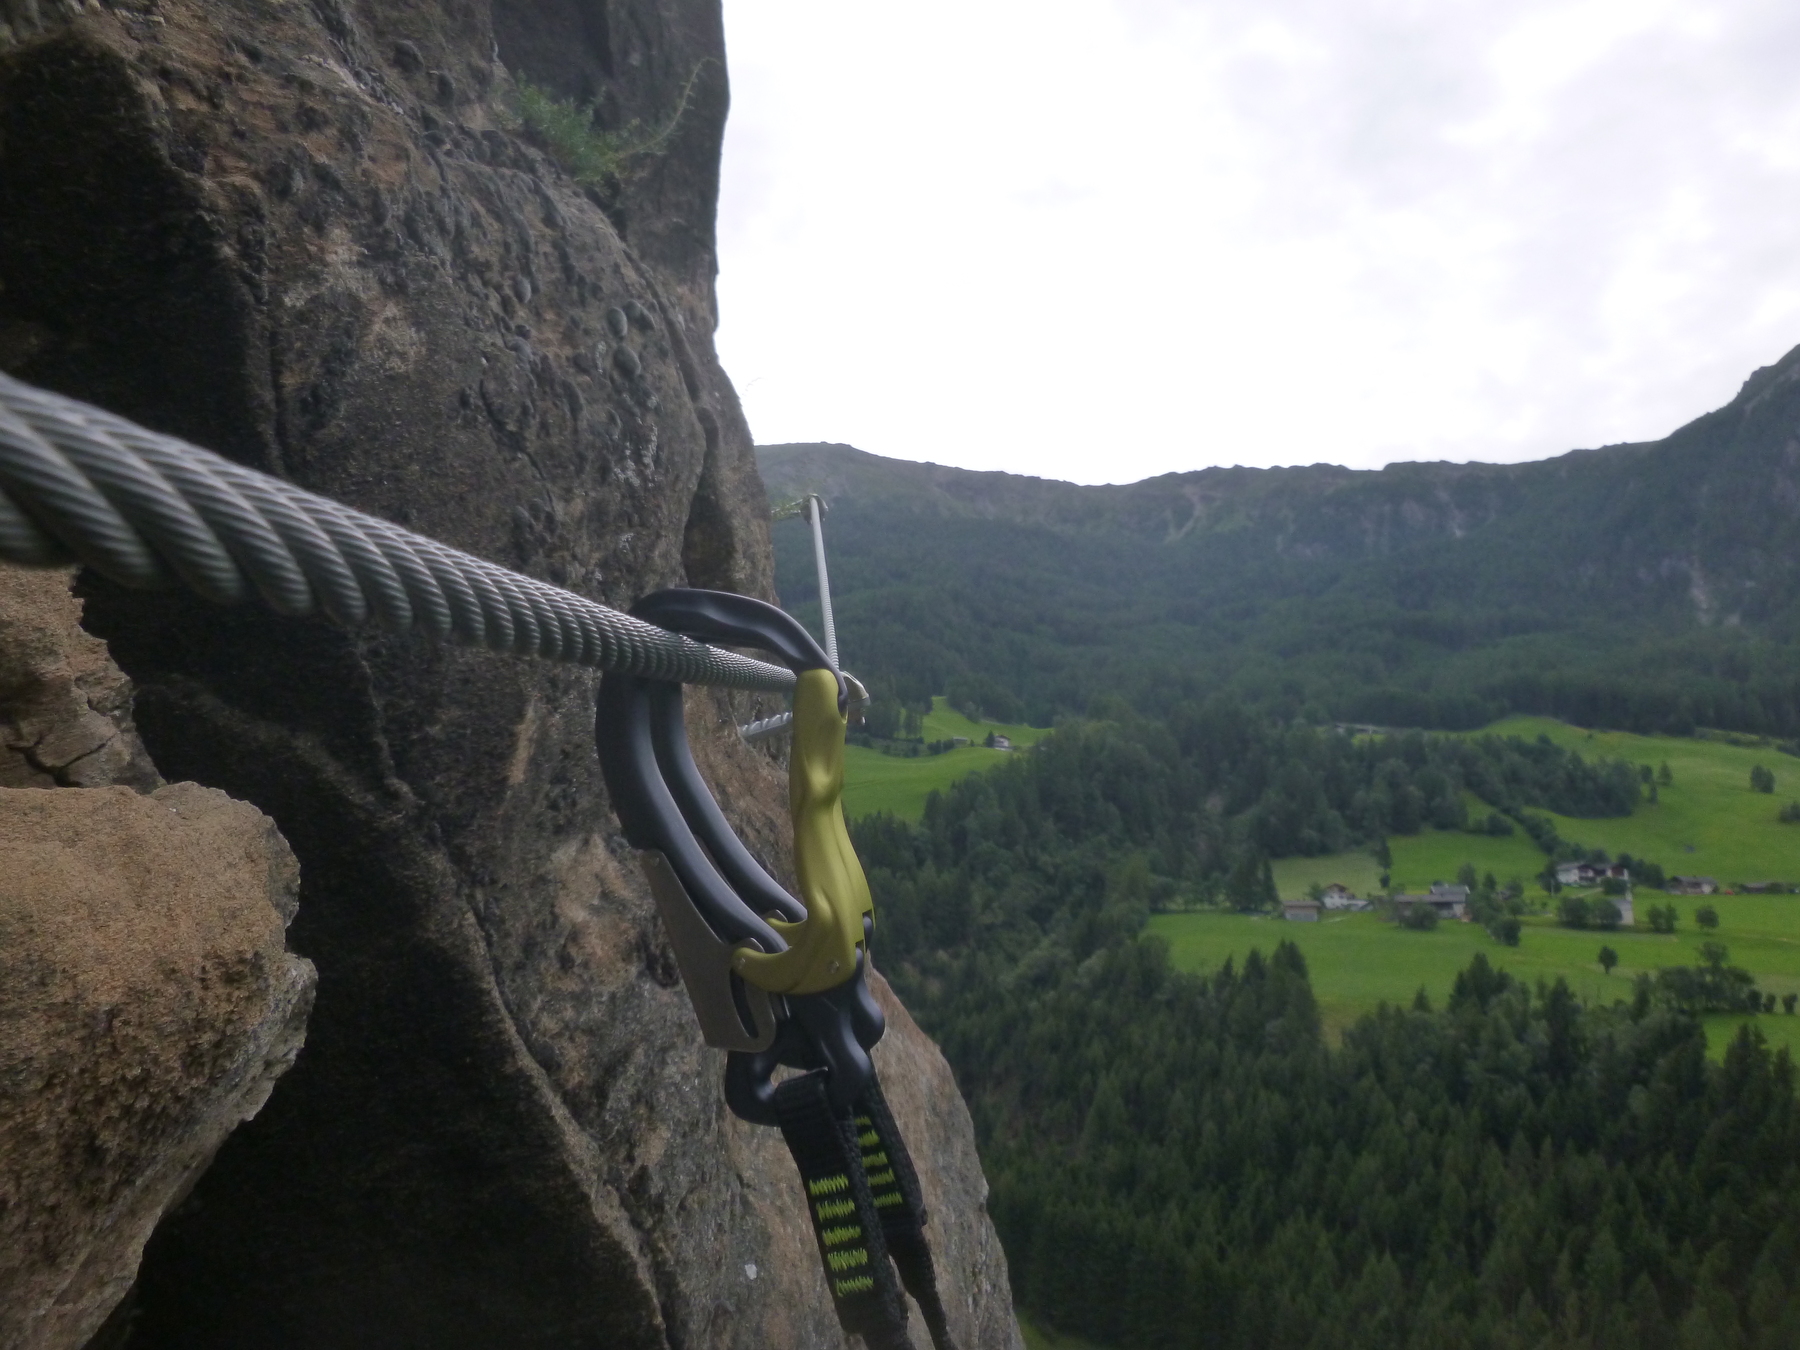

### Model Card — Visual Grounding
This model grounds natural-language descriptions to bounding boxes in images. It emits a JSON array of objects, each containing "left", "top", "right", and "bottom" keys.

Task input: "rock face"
[
  {"left": 0, "top": 567, "right": 161, "bottom": 791},
  {"left": 0, "top": 563, "right": 316, "bottom": 1350},
  {"left": 0, "top": 3, "right": 1019, "bottom": 1347},
  {"left": 0, "top": 763, "right": 315, "bottom": 1350}
]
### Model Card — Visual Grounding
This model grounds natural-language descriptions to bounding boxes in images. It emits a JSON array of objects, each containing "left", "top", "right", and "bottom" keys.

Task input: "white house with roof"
[{"left": 1555, "top": 862, "right": 1631, "bottom": 888}]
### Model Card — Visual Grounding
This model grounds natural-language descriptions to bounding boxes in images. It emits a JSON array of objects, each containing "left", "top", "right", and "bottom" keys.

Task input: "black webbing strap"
[
  {"left": 854, "top": 1080, "right": 960, "bottom": 1350},
  {"left": 774, "top": 1069, "right": 961, "bottom": 1350},
  {"left": 774, "top": 1071, "right": 913, "bottom": 1349}
]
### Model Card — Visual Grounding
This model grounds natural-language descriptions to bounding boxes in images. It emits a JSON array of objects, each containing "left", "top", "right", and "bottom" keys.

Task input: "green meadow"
[
  {"left": 1363, "top": 720, "right": 1799, "bottom": 893},
  {"left": 1270, "top": 851, "right": 1387, "bottom": 901},
  {"left": 1150, "top": 898, "right": 1800, "bottom": 1060},
  {"left": 1463, "top": 716, "right": 1799, "bottom": 884},
  {"left": 1234, "top": 717, "right": 1800, "bottom": 1058},
  {"left": 840, "top": 698, "right": 1049, "bottom": 821},
  {"left": 1386, "top": 810, "right": 1551, "bottom": 893},
  {"left": 1273, "top": 717, "right": 1797, "bottom": 897}
]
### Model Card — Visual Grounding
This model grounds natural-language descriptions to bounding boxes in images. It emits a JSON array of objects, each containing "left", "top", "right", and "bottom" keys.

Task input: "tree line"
[
  {"left": 857, "top": 710, "right": 1800, "bottom": 1348},
  {"left": 857, "top": 703, "right": 1646, "bottom": 948},
  {"left": 774, "top": 500, "right": 1800, "bottom": 742}
]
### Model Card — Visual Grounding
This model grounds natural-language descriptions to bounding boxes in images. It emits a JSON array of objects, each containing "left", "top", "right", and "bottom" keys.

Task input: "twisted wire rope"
[{"left": 0, "top": 371, "right": 796, "bottom": 694}]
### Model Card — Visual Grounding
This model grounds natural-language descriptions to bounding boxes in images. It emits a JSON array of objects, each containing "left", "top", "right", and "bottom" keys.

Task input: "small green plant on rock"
[
  {"left": 510, "top": 64, "right": 709, "bottom": 185},
  {"left": 513, "top": 81, "right": 628, "bottom": 182}
]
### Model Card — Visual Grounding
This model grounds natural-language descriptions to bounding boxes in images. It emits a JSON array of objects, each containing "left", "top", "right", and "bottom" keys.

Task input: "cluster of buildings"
[
  {"left": 1278, "top": 865, "right": 1786, "bottom": 924},
  {"left": 1282, "top": 881, "right": 1472, "bottom": 924},
  {"left": 1282, "top": 884, "right": 1373, "bottom": 922}
]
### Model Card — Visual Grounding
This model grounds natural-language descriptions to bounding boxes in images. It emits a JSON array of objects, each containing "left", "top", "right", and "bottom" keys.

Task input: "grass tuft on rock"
[{"left": 511, "top": 67, "right": 707, "bottom": 185}]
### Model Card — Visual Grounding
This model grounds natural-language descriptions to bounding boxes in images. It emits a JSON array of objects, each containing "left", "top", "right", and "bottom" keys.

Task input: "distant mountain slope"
[{"left": 759, "top": 347, "right": 1800, "bottom": 735}]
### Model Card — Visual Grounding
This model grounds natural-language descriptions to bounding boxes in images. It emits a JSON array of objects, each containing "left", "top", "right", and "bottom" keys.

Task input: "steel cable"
[{"left": 0, "top": 371, "right": 796, "bottom": 694}]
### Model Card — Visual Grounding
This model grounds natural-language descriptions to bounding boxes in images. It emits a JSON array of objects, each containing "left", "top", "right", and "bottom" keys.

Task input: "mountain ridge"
[{"left": 758, "top": 346, "right": 1800, "bottom": 734}]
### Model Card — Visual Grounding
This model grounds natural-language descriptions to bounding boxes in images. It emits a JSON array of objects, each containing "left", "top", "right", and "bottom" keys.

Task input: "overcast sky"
[{"left": 712, "top": 1, "right": 1800, "bottom": 485}]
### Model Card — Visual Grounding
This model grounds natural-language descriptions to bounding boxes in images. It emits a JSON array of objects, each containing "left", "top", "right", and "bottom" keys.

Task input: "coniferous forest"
[
  {"left": 858, "top": 712, "right": 1800, "bottom": 1348},
  {"left": 777, "top": 353, "right": 1800, "bottom": 1345},
  {"left": 760, "top": 348, "right": 1800, "bottom": 744}
]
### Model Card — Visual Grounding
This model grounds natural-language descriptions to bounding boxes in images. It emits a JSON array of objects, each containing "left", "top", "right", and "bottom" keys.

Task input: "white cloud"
[{"left": 715, "top": 0, "right": 1800, "bottom": 484}]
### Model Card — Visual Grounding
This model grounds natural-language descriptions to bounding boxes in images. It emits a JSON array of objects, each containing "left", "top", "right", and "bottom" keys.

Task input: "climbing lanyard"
[{"left": 596, "top": 589, "right": 958, "bottom": 1350}]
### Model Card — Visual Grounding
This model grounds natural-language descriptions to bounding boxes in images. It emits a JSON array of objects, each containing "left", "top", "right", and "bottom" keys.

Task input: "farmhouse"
[
  {"left": 1668, "top": 876, "right": 1719, "bottom": 895},
  {"left": 1737, "top": 881, "right": 1787, "bottom": 894},
  {"left": 1394, "top": 883, "right": 1470, "bottom": 922},
  {"left": 1283, "top": 900, "right": 1322, "bottom": 922},
  {"left": 1320, "top": 884, "right": 1369, "bottom": 911},
  {"left": 1555, "top": 861, "right": 1631, "bottom": 888}
]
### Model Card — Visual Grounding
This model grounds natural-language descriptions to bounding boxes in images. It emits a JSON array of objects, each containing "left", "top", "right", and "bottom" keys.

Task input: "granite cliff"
[{"left": 0, "top": 1, "right": 1019, "bottom": 1345}]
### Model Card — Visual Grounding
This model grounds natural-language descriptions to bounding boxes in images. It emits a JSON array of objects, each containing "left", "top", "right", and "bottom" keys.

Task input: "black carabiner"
[
  {"left": 595, "top": 589, "right": 958, "bottom": 1350},
  {"left": 594, "top": 588, "right": 883, "bottom": 1116}
]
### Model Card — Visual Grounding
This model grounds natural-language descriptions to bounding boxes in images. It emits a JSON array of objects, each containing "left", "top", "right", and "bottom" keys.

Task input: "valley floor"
[
  {"left": 1150, "top": 900, "right": 1800, "bottom": 1059},
  {"left": 1208, "top": 714, "right": 1800, "bottom": 1056},
  {"left": 1439, "top": 716, "right": 1798, "bottom": 886},
  {"left": 840, "top": 698, "right": 1048, "bottom": 820}
]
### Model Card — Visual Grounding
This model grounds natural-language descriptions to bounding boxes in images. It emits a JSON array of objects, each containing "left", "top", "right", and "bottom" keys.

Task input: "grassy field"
[
  {"left": 1472, "top": 716, "right": 1799, "bottom": 884},
  {"left": 1374, "top": 721, "right": 1799, "bottom": 893},
  {"left": 1388, "top": 822, "right": 1551, "bottom": 893},
  {"left": 1149, "top": 899, "right": 1800, "bottom": 1059},
  {"left": 1270, "top": 851, "right": 1385, "bottom": 901},
  {"left": 1183, "top": 718, "right": 1800, "bottom": 1059},
  {"left": 840, "top": 698, "right": 1050, "bottom": 821}
]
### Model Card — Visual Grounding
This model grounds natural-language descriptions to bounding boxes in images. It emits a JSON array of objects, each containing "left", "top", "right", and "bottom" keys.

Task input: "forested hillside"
[
  {"left": 760, "top": 347, "right": 1800, "bottom": 737},
  {"left": 859, "top": 714, "right": 1800, "bottom": 1348}
]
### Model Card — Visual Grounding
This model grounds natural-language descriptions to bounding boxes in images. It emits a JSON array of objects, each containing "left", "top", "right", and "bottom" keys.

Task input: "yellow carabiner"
[{"left": 731, "top": 668, "right": 873, "bottom": 994}]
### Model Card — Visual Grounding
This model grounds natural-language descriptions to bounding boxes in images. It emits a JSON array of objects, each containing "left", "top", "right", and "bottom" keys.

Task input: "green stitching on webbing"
[
  {"left": 815, "top": 1198, "right": 856, "bottom": 1221},
  {"left": 858, "top": 1130, "right": 880, "bottom": 1147},
  {"left": 820, "top": 1224, "right": 862, "bottom": 1246},
  {"left": 873, "top": 1191, "right": 904, "bottom": 1207},
  {"left": 861, "top": 1150, "right": 889, "bottom": 1168},
  {"left": 807, "top": 1174, "right": 850, "bottom": 1197},
  {"left": 865, "top": 1169, "right": 897, "bottom": 1188},
  {"left": 826, "top": 1247, "right": 871, "bottom": 1272},
  {"left": 834, "top": 1274, "right": 876, "bottom": 1296}
]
